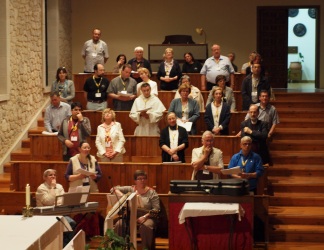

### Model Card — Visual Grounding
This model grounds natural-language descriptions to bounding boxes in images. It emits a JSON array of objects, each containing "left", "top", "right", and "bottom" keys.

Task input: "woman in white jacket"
[{"left": 95, "top": 108, "right": 126, "bottom": 162}]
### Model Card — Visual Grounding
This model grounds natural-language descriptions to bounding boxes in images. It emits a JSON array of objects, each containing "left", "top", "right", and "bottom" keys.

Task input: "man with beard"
[
  {"left": 240, "top": 104, "right": 270, "bottom": 164},
  {"left": 83, "top": 63, "right": 110, "bottom": 110},
  {"left": 108, "top": 64, "right": 137, "bottom": 111}
]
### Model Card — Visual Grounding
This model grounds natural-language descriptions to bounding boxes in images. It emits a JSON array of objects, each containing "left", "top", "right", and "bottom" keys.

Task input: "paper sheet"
[
  {"left": 221, "top": 166, "right": 242, "bottom": 175},
  {"left": 176, "top": 120, "right": 193, "bottom": 132},
  {"left": 76, "top": 168, "right": 97, "bottom": 176}
]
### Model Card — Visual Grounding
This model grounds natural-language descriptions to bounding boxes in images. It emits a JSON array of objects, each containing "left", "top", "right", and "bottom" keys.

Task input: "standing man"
[
  {"left": 129, "top": 83, "right": 166, "bottom": 136},
  {"left": 108, "top": 64, "right": 137, "bottom": 111},
  {"left": 81, "top": 28, "right": 109, "bottom": 73},
  {"left": 191, "top": 131, "right": 223, "bottom": 180},
  {"left": 241, "top": 63, "right": 271, "bottom": 110},
  {"left": 228, "top": 52, "right": 238, "bottom": 72},
  {"left": 245, "top": 90, "right": 280, "bottom": 138},
  {"left": 228, "top": 136, "right": 264, "bottom": 194},
  {"left": 200, "top": 44, "right": 235, "bottom": 91},
  {"left": 44, "top": 91, "right": 71, "bottom": 133},
  {"left": 127, "top": 46, "right": 152, "bottom": 83},
  {"left": 83, "top": 63, "right": 110, "bottom": 110},
  {"left": 57, "top": 102, "right": 91, "bottom": 161},
  {"left": 240, "top": 104, "right": 270, "bottom": 164}
]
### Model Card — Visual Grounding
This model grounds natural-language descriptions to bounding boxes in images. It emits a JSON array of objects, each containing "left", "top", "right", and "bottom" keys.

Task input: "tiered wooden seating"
[
  {"left": 82, "top": 110, "right": 246, "bottom": 136},
  {"left": 29, "top": 134, "right": 241, "bottom": 163},
  {"left": 10, "top": 161, "right": 267, "bottom": 195}
]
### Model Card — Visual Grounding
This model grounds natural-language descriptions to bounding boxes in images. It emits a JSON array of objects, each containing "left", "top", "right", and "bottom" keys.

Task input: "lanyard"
[
  {"left": 93, "top": 76, "right": 103, "bottom": 93},
  {"left": 120, "top": 76, "right": 126, "bottom": 90}
]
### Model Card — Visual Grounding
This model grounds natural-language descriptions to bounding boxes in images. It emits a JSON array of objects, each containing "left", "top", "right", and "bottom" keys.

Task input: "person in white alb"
[{"left": 129, "top": 83, "right": 166, "bottom": 136}]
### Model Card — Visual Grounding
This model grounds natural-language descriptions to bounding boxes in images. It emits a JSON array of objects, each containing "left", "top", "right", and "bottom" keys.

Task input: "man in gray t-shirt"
[{"left": 81, "top": 28, "right": 109, "bottom": 73}]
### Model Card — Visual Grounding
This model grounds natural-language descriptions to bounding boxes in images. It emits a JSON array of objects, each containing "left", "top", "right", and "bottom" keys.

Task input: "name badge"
[
  {"left": 92, "top": 52, "right": 97, "bottom": 57},
  {"left": 95, "top": 93, "right": 102, "bottom": 98},
  {"left": 203, "top": 169, "right": 210, "bottom": 175},
  {"left": 71, "top": 136, "right": 78, "bottom": 142},
  {"left": 121, "top": 90, "right": 127, "bottom": 95}
]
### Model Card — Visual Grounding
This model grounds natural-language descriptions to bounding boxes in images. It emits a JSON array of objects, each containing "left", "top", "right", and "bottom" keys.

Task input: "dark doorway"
[
  {"left": 257, "top": 7, "right": 288, "bottom": 88},
  {"left": 257, "top": 6, "right": 320, "bottom": 89}
]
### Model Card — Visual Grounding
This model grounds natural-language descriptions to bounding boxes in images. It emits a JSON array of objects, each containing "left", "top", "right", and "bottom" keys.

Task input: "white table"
[
  {"left": 0, "top": 215, "right": 63, "bottom": 250},
  {"left": 178, "top": 202, "right": 245, "bottom": 250},
  {"left": 178, "top": 202, "right": 245, "bottom": 224}
]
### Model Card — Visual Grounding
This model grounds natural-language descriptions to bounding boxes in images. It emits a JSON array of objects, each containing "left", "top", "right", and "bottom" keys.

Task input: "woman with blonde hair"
[
  {"left": 95, "top": 108, "right": 126, "bottom": 162},
  {"left": 157, "top": 48, "right": 182, "bottom": 91},
  {"left": 204, "top": 87, "right": 231, "bottom": 135},
  {"left": 169, "top": 83, "right": 200, "bottom": 134},
  {"left": 136, "top": 67, "right": 158, "bottom": 96}
]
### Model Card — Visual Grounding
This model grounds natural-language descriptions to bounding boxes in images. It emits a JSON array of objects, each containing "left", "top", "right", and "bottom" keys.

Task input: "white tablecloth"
[
  {"left": 0, "top": 215, "right": 63, "bottom": 250},
  {"left": 178, "top": 202, "right": 245, "bottom": 224}
]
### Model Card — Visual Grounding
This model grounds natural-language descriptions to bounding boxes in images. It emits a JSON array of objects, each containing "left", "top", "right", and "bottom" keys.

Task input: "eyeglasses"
[
  {"left": 242, "top": 143, "right": 252, "bottom": 146},
  {"left": 136, "top": 177, "right": 147, "bottom": 181}
]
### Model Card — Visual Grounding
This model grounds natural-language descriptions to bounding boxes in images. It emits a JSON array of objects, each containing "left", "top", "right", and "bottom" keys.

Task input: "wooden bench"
[
  {"left": 29, "top": 134, "right": 242, "bottom": 162},
  {"left": 10, "top": 161, "right": 267, "bottom": 195}
]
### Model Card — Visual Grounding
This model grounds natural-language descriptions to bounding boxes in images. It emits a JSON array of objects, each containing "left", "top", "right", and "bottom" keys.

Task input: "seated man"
[
  {"left": 228, "top": 136, "right": 264, "bottom": 194},
  {"left": 36, "top": 169, "right": 76, "bottom": 246},
  {"left": 44, "top": 91, "right": 71, "bottom": 133},
  {"left": 111, "top": 170, "right": 160, "bottom": 250},
  {"left": 129, "top": 83, "right": 166, "bottom": 136},
  {"left": 191, "top": 131, "right": 223, "bottom": 180}
]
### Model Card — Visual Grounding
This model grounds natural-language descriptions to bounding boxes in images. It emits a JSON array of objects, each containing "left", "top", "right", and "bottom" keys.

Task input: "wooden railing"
[
  {"left": 10, "top": 161, "right": 267, "bottom": 195},
  {"left": 30, "top": 134, "right": 241, "bottom": 162}
]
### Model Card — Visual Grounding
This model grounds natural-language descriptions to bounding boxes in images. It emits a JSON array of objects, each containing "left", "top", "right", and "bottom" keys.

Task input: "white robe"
[{"left": 129, "top": 94, "right": 166, "bottom": 136}]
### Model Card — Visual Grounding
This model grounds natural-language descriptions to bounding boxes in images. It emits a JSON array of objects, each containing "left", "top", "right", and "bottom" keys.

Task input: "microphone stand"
[{"left": 108, "top": 176, "right": 131, "bottom": 247}]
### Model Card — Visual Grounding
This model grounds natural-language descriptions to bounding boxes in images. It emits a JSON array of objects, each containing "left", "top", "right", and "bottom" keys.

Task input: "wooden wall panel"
[
  {"left": 81, "top": 110, "right": 246, "bottom": 136},
  {"left": 29, "top": 134, "right": 241, "bottom": 164}
]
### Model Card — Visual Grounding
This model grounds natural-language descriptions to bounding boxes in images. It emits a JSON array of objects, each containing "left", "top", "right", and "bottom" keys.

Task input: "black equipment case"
[{"left": 170, "top": 179, "right": 249, "bottom": 196}]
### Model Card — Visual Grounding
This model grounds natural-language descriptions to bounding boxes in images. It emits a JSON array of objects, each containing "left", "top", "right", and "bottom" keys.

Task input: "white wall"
[
  {"left": 288, "top": 8, "right": 316, "bottom": 80},
  {"left": 71, "top": 0, "right": 324, "bottom": 88}
]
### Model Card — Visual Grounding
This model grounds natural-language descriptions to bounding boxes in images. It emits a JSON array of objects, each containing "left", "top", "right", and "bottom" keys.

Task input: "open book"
[{"left": 137, "top": 107, "right": 152, "bottom": 112}]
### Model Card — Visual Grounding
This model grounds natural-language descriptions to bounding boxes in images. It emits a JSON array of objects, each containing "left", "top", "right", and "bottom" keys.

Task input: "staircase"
[
  {"left": 267, "top": 91, "right": 324, "bottom": 249},
  {"left": 1, "top": 90, "right": 324, "bottom": 249}
]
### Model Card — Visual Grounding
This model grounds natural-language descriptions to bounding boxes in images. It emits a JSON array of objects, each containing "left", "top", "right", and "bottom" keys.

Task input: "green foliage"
[
  {"left": 299, "top": 52, "right": 304, "bottom": 63},
  {"left": 85, "top": 229, "right": 135, "bottom": 250}
]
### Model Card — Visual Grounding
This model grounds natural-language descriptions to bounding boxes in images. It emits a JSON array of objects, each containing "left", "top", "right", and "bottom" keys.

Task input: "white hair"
[{"left": 134, "top": 46, "right": 144, "bottom": 52}]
